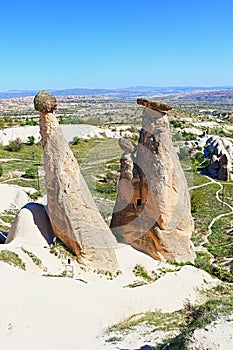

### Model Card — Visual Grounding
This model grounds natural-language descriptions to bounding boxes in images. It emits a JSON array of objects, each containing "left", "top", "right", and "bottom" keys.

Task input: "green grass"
[
  {"left": 0, "top": 215, "right": 15, "bottom": 224},
  {"left": 0, "top": 143, "right": 43, "bottom": 191},
  {"left": 77, "top": 138, "right": 121, "bottom": 200},
  {"left": 108, "top": 310, "right": 184, "bottom": 334},
  {"left": 70, "top": 138, "right": 104, "bottom": 163},
  {"left": 0, "top": 209, "right": 17, "bottom": 232},
  {"left": 42, "top": 270, "right": 69, "bottom": 278},
  {"left": 206, "top": 214, "right": 233, "bottom": 258},
  {"left": 21, "top": 247, "right": 43, "bottom": 268},
  {"left": 0, "top": 225, "right": 9, "bottom": 232},
  {"left": 107, "top": 283, "right": 233, "bottom": 349},
  {"left": 184, "top": 169, "right": 212, "bottom": 188},
  {"left": 190, "top": 183, "right": 229, "bottom": 246},
  {"left": 194, "top": 252, "right": 233, "bottom": 282},
  {"left": 157, "top": 284, "right": 233, "bottom": 349},
  {"left": 0, "top": 250, "right": 26, "bottom": 270},
  {"left": 132, "top": 264, "right": 158, "bottom": 282},
  {"left": 0, "top": 143, "right": 42, "bottom": 162},
  {"left": 3, "top": 178, "right": 40, "bottom": 190},
  {"left": 221, "top": 182, "right": 233, "bottom": 206}
]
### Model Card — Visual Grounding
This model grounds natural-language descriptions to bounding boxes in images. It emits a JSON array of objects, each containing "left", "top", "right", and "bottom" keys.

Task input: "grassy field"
[{"left": 0, "top": 143, "right": 42, "bottom": 191}]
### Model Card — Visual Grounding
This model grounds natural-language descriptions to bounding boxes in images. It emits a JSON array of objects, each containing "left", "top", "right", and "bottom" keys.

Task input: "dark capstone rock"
[
  {"left": 137, "top": 98, "right": 172, "bottom": 112},
  {"left": 34, "top": 90, "right": 58, "bottom": 113}
]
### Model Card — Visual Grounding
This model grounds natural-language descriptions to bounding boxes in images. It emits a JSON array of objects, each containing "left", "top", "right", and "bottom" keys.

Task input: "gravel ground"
[
  {"left": 188, "top": 313, "right": 233, "bottom": 350},
  {"left": 101, "top": 314, "right": 233, "bottom": 350}
]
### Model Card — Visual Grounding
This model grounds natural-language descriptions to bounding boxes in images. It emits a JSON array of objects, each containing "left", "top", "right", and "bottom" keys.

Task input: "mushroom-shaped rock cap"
[
  {"left": 34, "top": 90, "right": 58, "bottom": 113},
  {"left": 137, "top": 98, "right": 172, "bottom": 112}
]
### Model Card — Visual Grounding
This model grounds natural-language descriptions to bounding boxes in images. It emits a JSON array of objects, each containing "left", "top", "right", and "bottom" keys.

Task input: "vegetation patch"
[
  {"left": 123, "top": 264, "right": 160, "bottom": 287},
  {"left": 21, "top": 247, "right": 43, "bottom": 268},
  {"left": 206, "top": 214, "right": 233, "bottom": 258},
  {"left": 42, "top": 270, "right": 70, "bottom": 278},
  {"left": 49, "top": 238, "right": 76, "bottom": 260},
  {"left": 194, "top": 252, "right": 233, "bottom": 283},
  {"left": 190, "top": 183, "right": 229, "bottom": 246},
  {"left": 5, "top": 138, "right": 23, "bottom": 152},
  {"left": 0, "top": 250, "right": 26, "bottom": 270},
  {"left": 107, "top": 284, "right": 233, "bottom": 349},
  {"left": 157, "top": 284, "right": 233, "bottom": 349},
  {"left": 95, "top": 269, "right": 122, "bottom": 280},
  {"left": 133, "top": 264, "right": 158, "bottom": 282}
]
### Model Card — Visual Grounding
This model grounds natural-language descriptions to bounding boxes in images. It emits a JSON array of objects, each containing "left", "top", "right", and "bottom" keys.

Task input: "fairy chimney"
[
  {"left": 111, "top": 99, "right": 195, "bottom": 263},
  {"left": 34, "top": 90, "right": 118, "bottom": 271}
]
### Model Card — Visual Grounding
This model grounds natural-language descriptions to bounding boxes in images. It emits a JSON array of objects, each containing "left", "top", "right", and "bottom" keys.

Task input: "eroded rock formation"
[
  {"left": 6, "top": 203, "right": 55, "bottom": 247},
  {"left": 111, "top": 99, "right": 195, "bottom": 263},
  {"left": 34, "top": 90, "right": 118, "bottom": 271},
  {"left": 205, "top": 135, "right": 233, "bottom": 181}
]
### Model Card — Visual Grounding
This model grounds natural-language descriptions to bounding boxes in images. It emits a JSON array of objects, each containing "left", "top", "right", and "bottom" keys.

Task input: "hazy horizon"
[{"left": 2, "top": 85, "right": 233, "bottom": 93}]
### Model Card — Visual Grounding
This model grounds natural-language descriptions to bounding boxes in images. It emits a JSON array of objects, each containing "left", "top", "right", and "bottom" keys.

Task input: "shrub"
[
  {"left": 26, "top": 118, "right": 37, "bottom": 126},
  {"left": 5, "top": 138, "right": 23, "bottom": 152},
  {"left": 170, "top": 119, "right": 182, "bottom": 128},
  {"left": 29, "top": 191, "right": 40, "bottom": 200},
  {"left": 194, "top": 151, "right": 204, "bottom": 164},
  {"left": 24, "top": 167, "right": 38, "bottom": 179},
  {"left": 27, "top": 135, "right": 35, "bottom": 145},
  {"left": 70, "top": 136, "right": 81, "bottom": 145}
]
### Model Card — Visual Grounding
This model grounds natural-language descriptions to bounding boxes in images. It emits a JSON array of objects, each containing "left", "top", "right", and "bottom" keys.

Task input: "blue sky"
[{"left": 1, "top": 0, "right": 233, "bottom": 90}]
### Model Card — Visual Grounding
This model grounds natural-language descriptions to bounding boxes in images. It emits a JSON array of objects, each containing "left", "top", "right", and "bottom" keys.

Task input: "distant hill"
[{"left": 0, "top": 86, "right": 233, "bottom": 100}]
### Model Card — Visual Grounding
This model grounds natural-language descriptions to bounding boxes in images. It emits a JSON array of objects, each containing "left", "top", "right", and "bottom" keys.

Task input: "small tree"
[{"left": 27, "top": 135, "right": 35, "bottom": 145}]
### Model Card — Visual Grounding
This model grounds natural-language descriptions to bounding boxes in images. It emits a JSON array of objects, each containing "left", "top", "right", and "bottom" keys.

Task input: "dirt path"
[{"left": 189, "top": 176, "right": 233, "bottom": 256}]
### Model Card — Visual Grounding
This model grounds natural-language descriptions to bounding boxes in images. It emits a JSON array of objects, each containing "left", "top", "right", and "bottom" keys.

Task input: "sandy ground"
[
  {"left": 0, "top": 241, "right": 217, "bottom": 350},
  {"left": 0, "top": 175, "right": 230, "bottom": 349}
]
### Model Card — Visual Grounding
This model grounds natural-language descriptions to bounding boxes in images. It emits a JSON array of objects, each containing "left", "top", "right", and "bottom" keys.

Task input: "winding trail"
[{"left": 189, "top": 175, "right": 233, "bottom": 256}]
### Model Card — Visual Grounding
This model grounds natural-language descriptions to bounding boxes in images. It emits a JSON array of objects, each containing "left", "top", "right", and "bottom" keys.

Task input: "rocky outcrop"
[
  {"left": 0, "top": 184, "right": 29, "bottom": 213},
  {"left": 34, "top": 90, "right": 118, "bottom": 271},
  {"left": 111, "top": 99, "right": 195, "bottom": 263},
  {"left": 6, "top": 203, "right": 55, "bottom": 247},
  {"left": 205, "top": 135, "right": 233, "bottom": 181}
]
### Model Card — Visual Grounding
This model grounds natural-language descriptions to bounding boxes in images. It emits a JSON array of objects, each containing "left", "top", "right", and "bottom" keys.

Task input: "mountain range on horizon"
[{"left": 0, "top": 85, "right": 233, "bottom": 100}]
